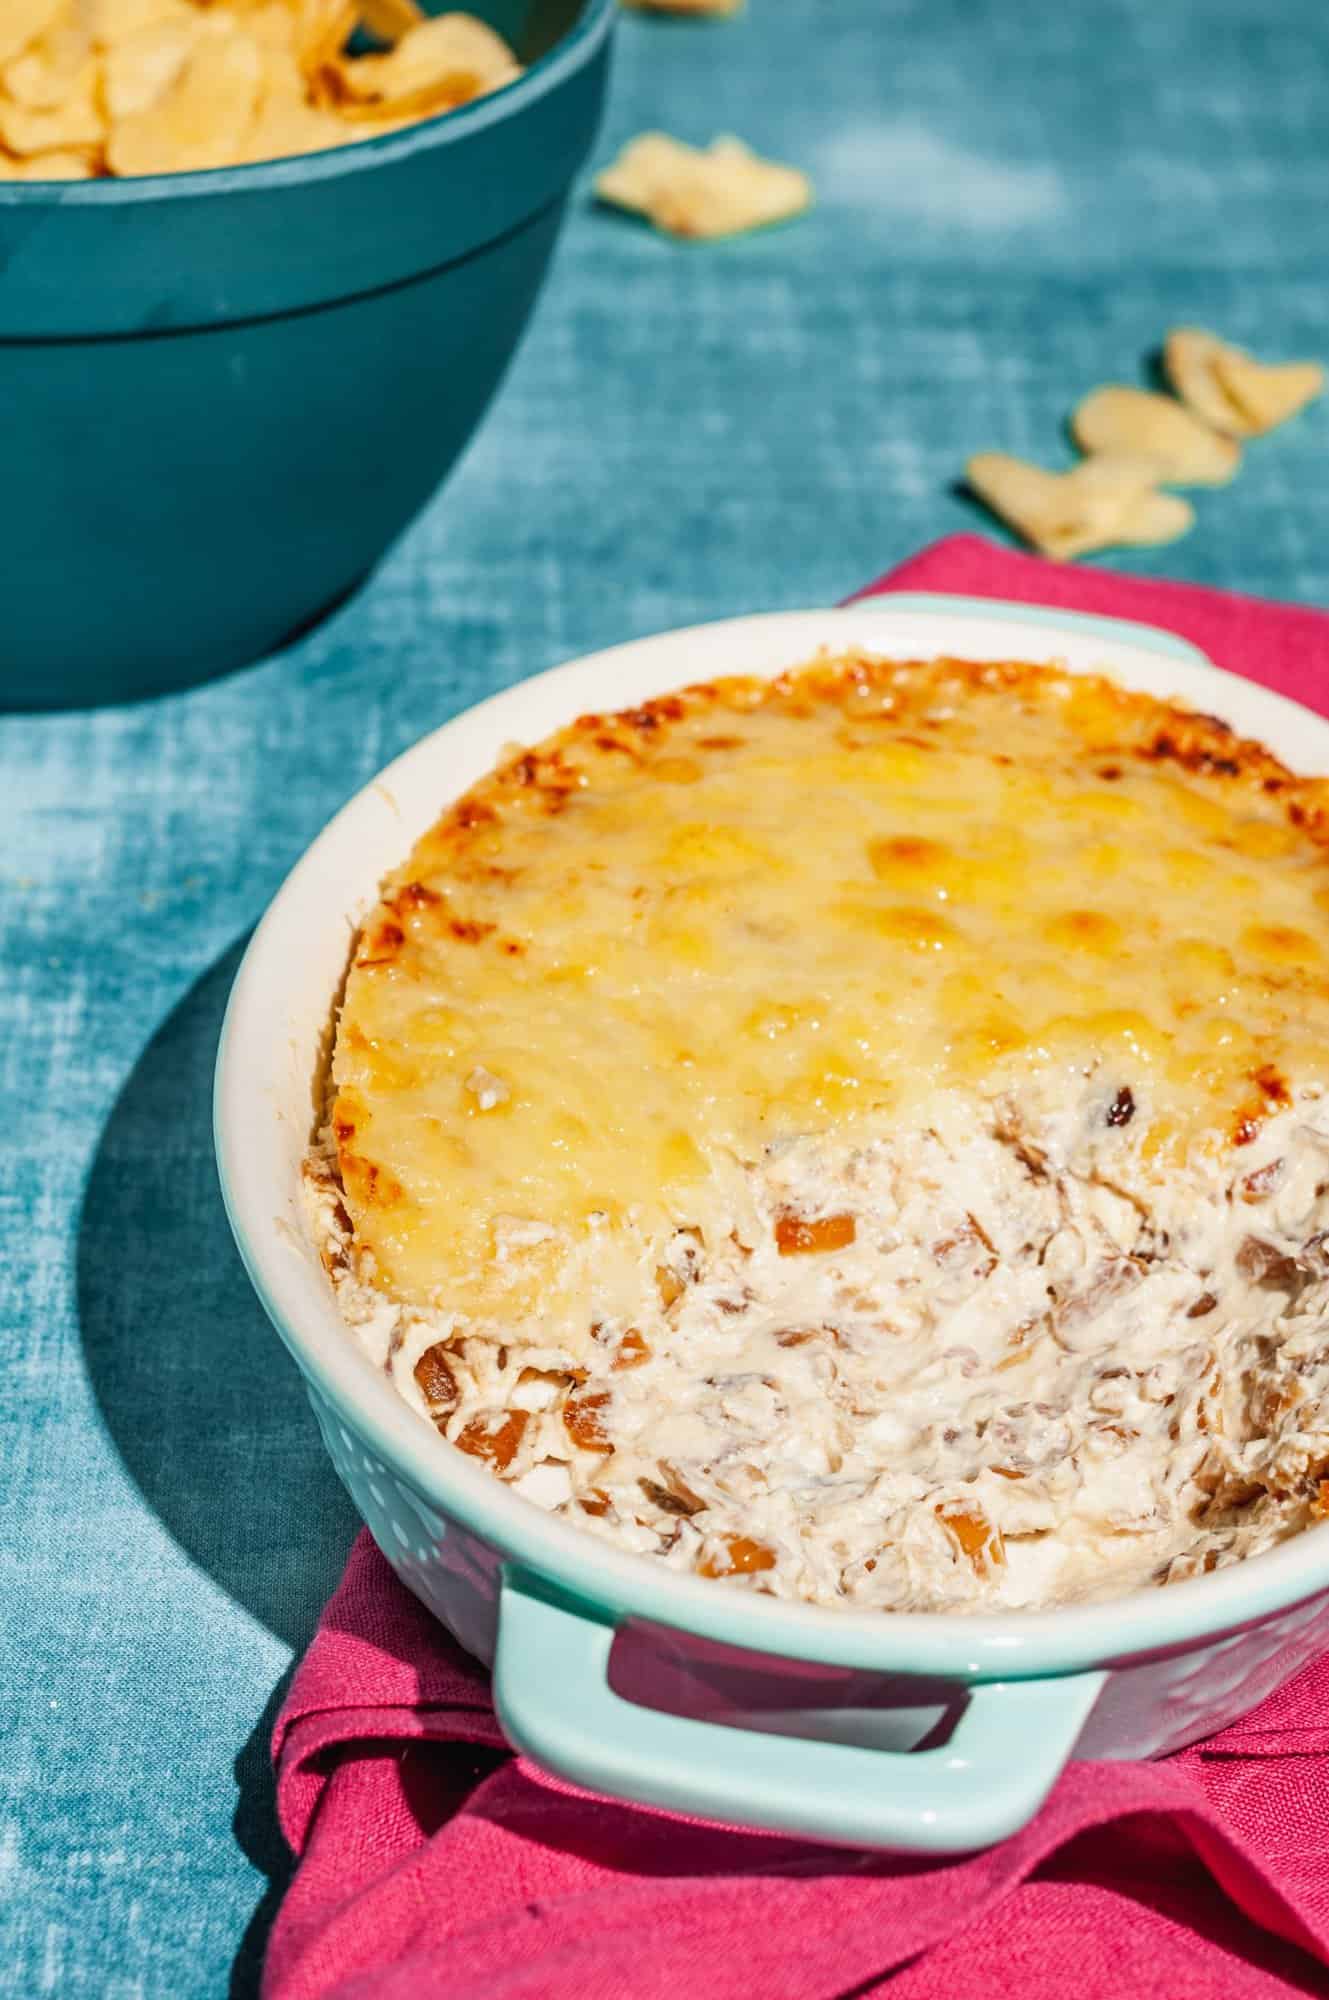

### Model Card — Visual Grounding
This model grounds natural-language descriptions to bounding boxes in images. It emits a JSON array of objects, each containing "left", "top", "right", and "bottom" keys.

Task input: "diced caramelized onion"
[
  {"left": 698, "top": 1535, "right": 777, "bottom": 1578},
  {"left": 563, "top": 1388, "right": 612, "bottom": 1451},
  {"left": 455, "top": 1409, "right": 528, "bottom": 1471},
  {"left": 413, "top": 1341, "right": 459, "bottom": 1413},
  {"left": 640, "top": 1466, "right": 705, "bottom": 1516},
  {"left": 937, "top": 1503, "right": 1005, "bottom": 1571},
  {"left": 655, "top": 1265, "right": 685, "bottom": 1308},
  {"left": 775, "top": 1211, "right": 856, "bottom": 1256}
]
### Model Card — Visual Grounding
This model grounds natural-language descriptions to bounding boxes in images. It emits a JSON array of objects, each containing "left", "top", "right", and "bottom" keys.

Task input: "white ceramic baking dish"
[{"left": 216, "top": 596, "right": 1329, "bottom": 1853}]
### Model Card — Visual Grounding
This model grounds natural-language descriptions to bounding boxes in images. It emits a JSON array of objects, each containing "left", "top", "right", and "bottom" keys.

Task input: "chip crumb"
[
  {"left": 966, "top": 451, "right": 1193, "bottom": 562},
  {"left": 0, "top": 54, "right": 103, "bottom": 155},
  {"left": 595, "top": 131, "right": 812, "bottom": 239},
  {"left": 1165, "top": 327, "right": 1324, "bottom": 438},
  {"left": 1072, "top": 385, "right": 1240, "bottom": 487}
]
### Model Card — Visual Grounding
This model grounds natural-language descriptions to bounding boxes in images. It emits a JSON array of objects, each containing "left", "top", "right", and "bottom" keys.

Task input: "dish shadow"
[
  {"left": 77, "top": 936, "right": 359, "bottom": 1648},
  {"left": 76, "top": 938, "right": 360, "bottom": 1994}
]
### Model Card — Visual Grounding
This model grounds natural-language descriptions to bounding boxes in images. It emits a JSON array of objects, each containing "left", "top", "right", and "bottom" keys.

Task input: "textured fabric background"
[{"left": 3, "top": 1, "right": 1328, "bottom": 1992}]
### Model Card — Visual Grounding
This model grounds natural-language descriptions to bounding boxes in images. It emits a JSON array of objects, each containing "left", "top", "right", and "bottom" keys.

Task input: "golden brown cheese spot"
[
  {"left": 338, "top": 1147, "right": 406, "bottom": 1212},
  {"left": 866, "top": 834, "right": 953, "bottom": 885},
  {"left": 1043, "top": 909, "right": 1124, "bottom": 956},
  {"left": 1255, "top": 1062, "right": 1291, "bottom": 1106},
  {"left": 855, "top": 906, "right": 956, "bottom": 951},
  {"left": 653, "top": 756, "right": 704, "bottom": 784},
  {"left": 330, "top": 653, "right": 1329, "bottom": 1325},
  {"left": 358, "top": 919, "right": 404, "bottom": 967},
  {"left": 1228, "top": 819, "right": 1302, "bottom": 860},
  {"left": 1242, "top": 923, "right": 1320, "bottom": 967}
]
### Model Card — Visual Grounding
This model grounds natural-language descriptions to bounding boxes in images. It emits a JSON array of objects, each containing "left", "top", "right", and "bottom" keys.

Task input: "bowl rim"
[
  {"left": 0, "top": 0, "right": 616, "bottom": 208},
  {"left": 216, "top": 597, "right": 1329, "bottom": 1680}
]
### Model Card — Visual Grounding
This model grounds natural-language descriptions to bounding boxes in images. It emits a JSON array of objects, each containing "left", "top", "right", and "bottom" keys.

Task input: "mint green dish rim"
[{"left": 216, "top": 595, "right": 1329, "bottom": 1851}]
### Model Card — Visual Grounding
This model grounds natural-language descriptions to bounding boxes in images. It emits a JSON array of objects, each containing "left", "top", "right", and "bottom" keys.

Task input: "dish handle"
[{"left": 493, "top": 1571, "right": 1105, "bottom": 1854}]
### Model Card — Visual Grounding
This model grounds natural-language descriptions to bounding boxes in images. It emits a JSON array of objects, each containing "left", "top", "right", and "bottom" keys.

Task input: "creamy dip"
[
  {"left": 306, "top": 1068, "right": 1329, "bottom": 1611},
  {"left": 308, "top": 653, "right": 1329, "bottom": 1612}
]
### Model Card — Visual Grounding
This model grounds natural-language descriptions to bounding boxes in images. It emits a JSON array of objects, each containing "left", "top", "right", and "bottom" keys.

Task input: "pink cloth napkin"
[{"left": 266, "top": 538, "right": 1329, "bottom": 2000}]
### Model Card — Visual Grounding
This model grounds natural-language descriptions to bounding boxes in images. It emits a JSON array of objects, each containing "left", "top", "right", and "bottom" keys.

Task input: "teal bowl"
[{"left": 0, "top": 0, "right": 614, "bottom": 710}]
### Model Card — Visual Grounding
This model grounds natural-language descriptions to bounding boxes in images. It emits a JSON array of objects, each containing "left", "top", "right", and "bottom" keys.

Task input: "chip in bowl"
[{"left": 0, "top": 0, "right": 522, "bottom": 178}]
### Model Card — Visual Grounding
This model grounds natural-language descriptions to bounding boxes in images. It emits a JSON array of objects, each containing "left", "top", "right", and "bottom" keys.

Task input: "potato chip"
[
  {"left": 1072, "top": 384, "right": 1239, "bottom": 486},
  {"left": 242, "top": 38, "right": 346, "bottom": 159},
  {"left": 291, "top": 0, "right": 356, "bottom": 71},
  {"left": 1105, "top": 485, "right": 1194, "bottom": 549},
  {"left": 324, "top": 12, "right": 519, "bottom": 117},
  {"left": 1165, "top": 326, "right": 1324, "bottom": 438},
  {"left": 81, "top": 0, "right": 195, "bottom": 44},
  {"left": 0, "top": 1, "right": 522, "bottom": 177},
  {"left": 3, "top": 15, "right": 92, "bottom": 107},
  {"left": 106, "top": 26, "right": 263, "bottom": 173},
  {"left": 0, "top": 0, "right": 68, "bottom": 68},
  {"left": 356, "top": 0, "right": 425, "bottom": 40},
  {"left": 233, "top": 2, "right": 303, "bottom": 50},
  {"left": 102, "top": 14, "right": 202, "bottom": 118},
  {"left": 966, "top": 452, "right": 1193, "bottom": 562},
  {"left": 0, "top": 144, "right": 96, "bottom": 177},
  {"left": 595, "top": 132, "right": 812, "bottom": 239},
  {"left": 0, "top": 60, "right": 104, "bottom": 155}
]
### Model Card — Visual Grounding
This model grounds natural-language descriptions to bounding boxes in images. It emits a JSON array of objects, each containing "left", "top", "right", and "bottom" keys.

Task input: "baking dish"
[{"left": 215, "top": 596, "right": 1329, "bottom": 1853}]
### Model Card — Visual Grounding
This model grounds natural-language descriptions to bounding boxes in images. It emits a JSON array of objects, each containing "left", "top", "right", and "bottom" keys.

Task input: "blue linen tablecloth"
[{"left": 4, "top": 2, "right": 1328, "bottom": 1991}]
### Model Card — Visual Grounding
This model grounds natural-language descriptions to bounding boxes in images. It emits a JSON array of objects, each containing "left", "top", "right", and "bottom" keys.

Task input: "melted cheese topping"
[{"left": 331, "top": 653, "right": 1329, "bottom": 1341}]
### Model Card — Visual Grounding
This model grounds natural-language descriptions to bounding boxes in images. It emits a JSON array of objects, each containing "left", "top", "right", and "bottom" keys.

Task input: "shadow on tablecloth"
[{"left": 75, "top": 937, "right": 360, "bottom": 1995}]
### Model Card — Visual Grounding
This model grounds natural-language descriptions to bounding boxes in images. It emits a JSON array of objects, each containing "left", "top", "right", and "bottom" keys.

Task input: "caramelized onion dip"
[{"left": 305, "top": 653, "right": 1329, "bottom": 1611}]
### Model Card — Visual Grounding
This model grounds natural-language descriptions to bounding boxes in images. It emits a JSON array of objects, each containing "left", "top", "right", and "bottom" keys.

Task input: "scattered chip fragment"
[
  {"left": 1072, "top": 385, "right": 1240, "bottom": 486},
  {"left": 595, "top": 131, "right": 811, "bottom": 239},
  {"left": 1165, "top": 327, "right": 1324, "bottom": 438},
  {"left": 966, "top": 451, "right": 1194, "bottom": 561}
]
